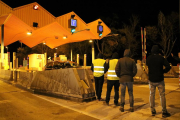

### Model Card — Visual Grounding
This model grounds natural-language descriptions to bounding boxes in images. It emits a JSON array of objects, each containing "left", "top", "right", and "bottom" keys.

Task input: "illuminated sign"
[
  {"left": 70, "top": 19, "right": 77, "bottom": 27},
  {"left": 71, "top": 29, "right": 75, "bottom": 33},
  {"left": 97, "top": 25, "right": 103, "bottom": 33}
]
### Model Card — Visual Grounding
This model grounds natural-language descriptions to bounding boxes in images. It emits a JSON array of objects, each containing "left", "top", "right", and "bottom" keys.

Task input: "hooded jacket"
[
  {"left": 115, "top": 49, "right": 137, "bottom": 83},
  {"left": 146, "top": 45, "right": 171, "bottom": 82}
]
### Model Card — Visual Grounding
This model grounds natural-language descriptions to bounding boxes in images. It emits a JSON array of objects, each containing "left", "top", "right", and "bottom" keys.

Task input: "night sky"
[
  {"left": 2, "top": 0, "right": 179, "bottom": 26},
  {"left": 1, "top": 0, "right": 179, "bottom": 64}
]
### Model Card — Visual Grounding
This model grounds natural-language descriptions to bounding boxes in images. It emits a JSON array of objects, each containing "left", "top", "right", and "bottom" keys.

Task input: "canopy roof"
[{"left": 0, "top": 1, "right": 111, "bottom": 49}]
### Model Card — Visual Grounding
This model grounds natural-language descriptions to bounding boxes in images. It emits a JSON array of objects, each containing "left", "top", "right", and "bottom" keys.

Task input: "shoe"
[
  {"left": 98, "top": 98, "right": 104, "bottom": 101},
  {"left": 120, "top": 107, "right": 124, "bottom": 112},
  {"left": 103, "top": 101, "right": 109, "bottom": 106},
  {"left": 114, "top": 103, "right": 119, "bottom": 106},
  {"left": 151, "top": 110, "right": 156, "bottom": 116},
  {"left": 162, "top": 111, "right": 171, "bottom": 118},
  {"left": 130, "top": 107, "right": 134, "bottom": 112}
]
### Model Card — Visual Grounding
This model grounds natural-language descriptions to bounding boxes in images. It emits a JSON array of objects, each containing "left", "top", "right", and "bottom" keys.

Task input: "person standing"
[
  {"left": 146, "top": 45, "right": 171, "bottom": 118},
  {"left": 115, "top": 49, "right": 137, "bottom": 112},
  {"left": 104, "top": 52, "right": 120, "bottom": 106},
  {"left": 91, "top": 53, "right": 106, "bottom": 101}
]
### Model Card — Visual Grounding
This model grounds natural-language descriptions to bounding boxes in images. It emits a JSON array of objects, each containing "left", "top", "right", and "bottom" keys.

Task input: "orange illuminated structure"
[{"left": 0, "top": 1, "right": 111, "bottom": 49}]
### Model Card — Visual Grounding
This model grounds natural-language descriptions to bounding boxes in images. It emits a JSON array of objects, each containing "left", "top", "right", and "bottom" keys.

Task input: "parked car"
[{"left": 43, "top": 61, "right": 78, "bottom": 70}]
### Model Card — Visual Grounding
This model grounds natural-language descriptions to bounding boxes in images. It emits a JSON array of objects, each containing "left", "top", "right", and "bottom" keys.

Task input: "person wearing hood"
[
  {"left": 91, "top": 53, "right": 106, "bottom": 101},
  {"left": 104, "top": 52, "right": 120, "bottom": 106},
  {"left": 115, "top": 49, "right": 137, "bottom": 112},
  {"left": 146, "top": 45, "right": 171, "bottom": 118}
]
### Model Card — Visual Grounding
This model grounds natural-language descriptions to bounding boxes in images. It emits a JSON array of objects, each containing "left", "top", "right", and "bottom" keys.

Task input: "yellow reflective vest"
[
  {"left": 107, "top": 59, "right": 119, "bottom": 80},
  {"left": 93, "top": 59, "right": 106, "bottom": 77}
]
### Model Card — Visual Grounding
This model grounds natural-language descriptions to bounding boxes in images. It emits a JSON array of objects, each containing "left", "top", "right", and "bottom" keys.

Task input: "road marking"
[
  {"left": 33, "top": 94, "right": 104, "bottom": 120},
  {"left": 0, "top": 90, "right": 25, "bottom": 94},
  {"left": 0, "top": 100, "right": 11, "bottom": 104}
]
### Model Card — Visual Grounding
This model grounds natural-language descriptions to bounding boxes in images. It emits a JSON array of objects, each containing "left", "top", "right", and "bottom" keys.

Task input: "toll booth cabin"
[
  {"left": 0, "top": 53, "right": 10, "bottom": 70},
  {"left": 28, "top": 54, "right": 45, "bottom": 71}
]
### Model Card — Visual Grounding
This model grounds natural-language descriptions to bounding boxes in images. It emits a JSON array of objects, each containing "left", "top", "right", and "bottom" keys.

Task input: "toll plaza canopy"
[{"left": 0, "top": 1, "right": 111, "bottom": 49}]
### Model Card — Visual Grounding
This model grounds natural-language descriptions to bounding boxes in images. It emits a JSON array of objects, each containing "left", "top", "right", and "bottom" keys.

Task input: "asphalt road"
[
  {"left": 0, "top": 78, "right": 180, "bottom": 120},
  {"left": 0, "top": 80, "right": 98, "bottom": 120}
]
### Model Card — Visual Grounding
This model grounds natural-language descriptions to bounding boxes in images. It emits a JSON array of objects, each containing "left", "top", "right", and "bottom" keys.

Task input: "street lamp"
[{"left": 27, "top": 31, "right": 32, "bottom": 35}]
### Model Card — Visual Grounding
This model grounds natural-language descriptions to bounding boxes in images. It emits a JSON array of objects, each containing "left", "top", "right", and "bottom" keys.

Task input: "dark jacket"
[
  {"left": 146, "top": 45, "right": 171, "bottom": 82},
  {"left": 91, "top": 53, "right": 106, "bottom": 73},
  {"left": 115, "top": 49, "right": 137, "bottom": 83}
]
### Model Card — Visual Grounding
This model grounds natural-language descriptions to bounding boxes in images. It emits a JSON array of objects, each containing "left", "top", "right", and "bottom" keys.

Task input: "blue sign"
[
  {"left": 71, "top": 19, "right": 77, "bottom": 27},
  {"left": 98, "top": 25, "right": 103, "bottom": 32}
]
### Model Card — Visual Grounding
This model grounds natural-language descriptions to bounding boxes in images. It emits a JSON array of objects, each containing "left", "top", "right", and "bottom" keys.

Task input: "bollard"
[
  {"left": 77, "top": 54, "right": 79, "bottom": 66},
  {"left": 84, "top": 54, "right": 86, "bottom": 68},
  {"left": 9, "top": 70, "right": 13, "bottom": 81},
  {"left": 14, "top": 70, "right": 17, "bottom": 82},
  {"left": 179, "top": 64, "right": 180, "bottom": 87}
]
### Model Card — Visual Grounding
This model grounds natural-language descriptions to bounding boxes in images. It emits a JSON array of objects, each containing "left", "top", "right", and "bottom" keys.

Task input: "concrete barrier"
[
  {"left": 16, "top": 71, "right": 34, "bottom": 88},
  {"left": 9, "top": 68, "right": 95, "bottom": 101},
  {"left": 0, "top": 68, "right": 96, "bottom": 101},
  {"left": 0, "top": 69, "right": 13, "bottom": 81},
  {"left": 29, "top": 68, "right": 95, "bottom": 101},
  {"left": 133, "top": 63, "right": 149, "bottom": 83},
  {"left": 164, "top": 64, "right": 178, "bottom": 78}
]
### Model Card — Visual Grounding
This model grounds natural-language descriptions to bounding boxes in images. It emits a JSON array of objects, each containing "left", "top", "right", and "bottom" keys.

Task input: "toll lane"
[{"left": 0, "top": 80, "right": 98, "bottom": 120}]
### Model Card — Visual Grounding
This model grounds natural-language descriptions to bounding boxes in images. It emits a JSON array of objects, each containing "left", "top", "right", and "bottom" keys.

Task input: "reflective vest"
[
  {"left": 93, "top": 59, "right": 106, "bottom": 77},
  {"left": 107, "top": 59, "right": 119, "bottom": 80}
]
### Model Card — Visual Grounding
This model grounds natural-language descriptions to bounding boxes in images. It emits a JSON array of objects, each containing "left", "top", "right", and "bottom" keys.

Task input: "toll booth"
[
  {"left": 0, "top": 53, "right": 10, "bottom": 70},
  {"left": 56, "top": 55, "right": 67, "bottom": 62},
  {"left": 28, "top": 54, "right": 45, "bottom": 71}
]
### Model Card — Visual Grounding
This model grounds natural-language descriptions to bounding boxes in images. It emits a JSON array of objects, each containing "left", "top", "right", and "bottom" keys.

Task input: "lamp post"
[
  {"left": 89, "top": 40, "right": 95, "bottom": 62},
  {"left": 1, "top": 24, "right": 4, "bottom": 69}
]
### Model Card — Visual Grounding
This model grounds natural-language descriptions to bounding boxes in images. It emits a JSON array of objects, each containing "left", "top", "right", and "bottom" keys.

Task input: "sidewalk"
[{"left": 33, "top": 78, "right": 180, "bottom": 120}]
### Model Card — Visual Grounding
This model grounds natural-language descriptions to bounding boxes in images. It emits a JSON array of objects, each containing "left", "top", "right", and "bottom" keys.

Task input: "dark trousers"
[
  {"left": 106, "top": 80, "right": 120, "bottom": 104},
  {"left": 94, "top": 75, "right": 104, "bottom": 100}
]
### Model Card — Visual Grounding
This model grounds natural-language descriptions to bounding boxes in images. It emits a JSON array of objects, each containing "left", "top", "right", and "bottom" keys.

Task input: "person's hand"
[{"left": 171, "top": 53, "right": 173, "bottom": 57}]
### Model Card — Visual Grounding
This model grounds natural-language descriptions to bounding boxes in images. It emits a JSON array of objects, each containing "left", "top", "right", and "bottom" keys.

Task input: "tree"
[
  {"left": 119, "top": 14, "right": 140, "bottom": 57},
  {"left": 70, "top": 41, "right": 92, "bottom": 65},
  {"left": 146, "top": 26, "right": 158, "bottom": 43},
  {"left": 93, "top": 32, "right": 123, "bottom": 58},
  {"left": 16, "top": 46, "right": 31, "bottom": 66},
  {"left": 32, "top": 43, "right": 56, "bottom": 59},
  {"left": 146, "top": 26, "right": 159, "bottom": 53},
  {"left": 56, "top": 43, "right": 71, "bottom": 59},
  {"left": 158, "top": 11, "right": 178, "bottom": 58}
]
